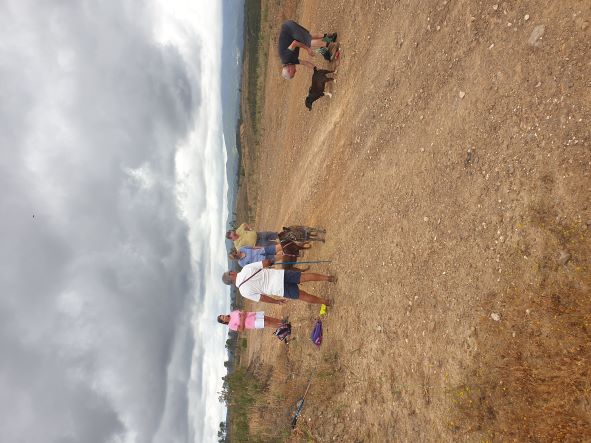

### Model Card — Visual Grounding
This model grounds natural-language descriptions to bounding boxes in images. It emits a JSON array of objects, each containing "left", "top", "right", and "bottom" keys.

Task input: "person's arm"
[
  {"left": 237, "top": 312, "right": 246, "bottom": 331},
  {"left": 259, "top": 294, "right": 287, "bottom": 305},
  {"left": 300, "top": 59, "right": 315, "bottom": 70},
  {"left": 288, "top": 40, "right": 314, "bottom": 57},
  {"left": 261, "top": 259, "right": 275, "bottom": 268},
  {"left": 244, "top": 224, "right": 253, "bottom": 231}
]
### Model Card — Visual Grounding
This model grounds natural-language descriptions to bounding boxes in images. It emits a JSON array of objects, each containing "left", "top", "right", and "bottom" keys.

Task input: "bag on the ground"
[
  {"left": 274, "top": 323, "right": 291, "bottom": 341},
  {"left": 310, "top": 320, "right": 323, "bottom": 347}
]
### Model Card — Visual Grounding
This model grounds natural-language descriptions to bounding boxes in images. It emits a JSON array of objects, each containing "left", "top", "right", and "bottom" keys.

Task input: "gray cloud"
[{"left": 0, "top": 0, "right": 227, "bottom": 442}]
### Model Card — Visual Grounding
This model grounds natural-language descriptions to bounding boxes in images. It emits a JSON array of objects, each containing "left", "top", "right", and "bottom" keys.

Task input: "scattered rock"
[
  {"left": 459, "top": 91, "right": 466, "bottom": 99},
  {"left": 490, "top": 313, "right": 501, "bottom": 322},
  {"left": 528, "top": 25, "right": 545, "bottom": 47},
  {"left": 558, "top": 250, "right": 571, "bottom": 266},
  {"left": 492, "top": 4, "right": 498, "bottom": 10},
  {"left": 524, "top": 14, "right": 530, "bottom": 21},
  {"left": 377, "top": 325, "right": 383, "bottom": 332},
  {"left": 424, "top": 216, "right": 429, "bottom": 222}
]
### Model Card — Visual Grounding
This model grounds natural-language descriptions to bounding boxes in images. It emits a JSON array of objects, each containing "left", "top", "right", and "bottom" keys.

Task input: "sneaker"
[
  {"left": 318, "top": 47, "right": 331, "bottom": 61},
  {"left": 322, "top": 32, "right": 337, "bottom": 43},
  {"left": 327, "top": 42, "right": 339, "bottom": 61}
]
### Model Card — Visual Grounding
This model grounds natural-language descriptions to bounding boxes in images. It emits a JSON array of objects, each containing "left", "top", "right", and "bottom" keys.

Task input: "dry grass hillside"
[{"left": 231, "top": 1, "right": 591, "bottom": 441}]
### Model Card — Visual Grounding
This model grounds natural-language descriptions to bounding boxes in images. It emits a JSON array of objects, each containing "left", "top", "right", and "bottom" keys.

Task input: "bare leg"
[
  {"left": 311, "top": 38, "right": 328, "bottom": 48},
  {"left": 299, "top": 273, "right": 335, "bottom": 283},
  {"left": 264, "top": 316, "right": 284, "bottom": 329},
  {"left": 298, "top": 289, "right": 330, "bottom": 306}
]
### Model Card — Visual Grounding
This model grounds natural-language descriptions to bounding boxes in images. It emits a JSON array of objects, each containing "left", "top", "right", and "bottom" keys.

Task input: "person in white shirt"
[{"left": 222, "top": 259, "right": 335, "bottom": 305}]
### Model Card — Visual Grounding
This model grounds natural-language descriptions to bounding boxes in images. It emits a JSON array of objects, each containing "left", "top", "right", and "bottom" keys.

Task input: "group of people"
[
  {"left": 217, "top": 223, "right": 334, "bottom": 332},
  {"left": 218, "top": 20, "right": 338, "bottom": 332}
]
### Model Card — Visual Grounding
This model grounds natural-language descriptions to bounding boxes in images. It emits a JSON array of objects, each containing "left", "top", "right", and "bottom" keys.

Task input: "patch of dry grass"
[{"left": 454, "top": 216, "right": 591, "bottom": 442}]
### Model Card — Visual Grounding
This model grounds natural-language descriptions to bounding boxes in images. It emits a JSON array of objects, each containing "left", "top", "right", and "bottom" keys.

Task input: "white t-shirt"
[{"left": 236, "top": 262, "right": 285, "bottom": 302}]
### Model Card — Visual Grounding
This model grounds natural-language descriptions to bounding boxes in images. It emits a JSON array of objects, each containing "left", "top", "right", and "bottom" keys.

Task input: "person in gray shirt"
[{"left": 278, "top": 20, "right": 336, "bottom": 80}]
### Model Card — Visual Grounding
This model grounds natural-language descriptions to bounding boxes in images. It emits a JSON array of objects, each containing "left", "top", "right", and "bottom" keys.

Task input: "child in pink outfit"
[
  {"left": 229, "top": 311, "right": 263, "bottom": 331},
  {"left": 217, "top": 310, "right": 284, "bottom": 331}
]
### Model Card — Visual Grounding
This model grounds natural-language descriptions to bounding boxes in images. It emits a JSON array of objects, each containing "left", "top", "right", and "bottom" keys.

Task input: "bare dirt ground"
[{"left": 238, "top": 1, "right": 591, "bottom": 441}]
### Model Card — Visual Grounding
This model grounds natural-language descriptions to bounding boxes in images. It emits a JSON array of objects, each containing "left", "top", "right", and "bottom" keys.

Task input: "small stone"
[
  {"left": 424, "top": 216, "right": 429, "bottom": 222},
  {"left": 459, "top": 91, "right": 466, "bottom": 99},
  {"left": 558, "top": 250, "right": 571, "bottom": 266},
  {"left": 490, "top": 313, "right": 501, "bottom": 321},
  {"left": 528, "top": 25, "right": 545, "bottom": 47},
  {"left": 377, "top": 325, "right": 383, "bottom": 332},
  {"left": 492, "top": 4, "right": 498, "bottom": 10},
  {"left": 524, "top": 14, "right": 530, "bottom": 21}
]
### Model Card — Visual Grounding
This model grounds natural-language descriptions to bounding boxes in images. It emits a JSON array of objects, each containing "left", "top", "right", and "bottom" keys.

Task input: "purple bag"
[{"left": 310, "top": 320, "right": 323, "bottom": 346}]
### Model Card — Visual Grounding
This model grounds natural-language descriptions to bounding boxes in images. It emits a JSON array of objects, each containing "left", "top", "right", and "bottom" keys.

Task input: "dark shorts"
[
  {"left": 256, "top": 231, "right": 278, "bottom": 246},
  {"left": 263, "top": 245, "right": 276, "bottom": 256},
  {"left": 283, "top": 270, "right": 301, "bottom": 299},
  {"left": 278, "top": 20, "right": 311, "bottom": 65}
]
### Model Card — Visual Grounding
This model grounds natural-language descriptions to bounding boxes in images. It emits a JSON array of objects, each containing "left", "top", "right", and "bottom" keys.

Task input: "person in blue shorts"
[
  {"left": 278, "top": 20, "right": 337, "bottom": 80},
  {"left": 222, "top": 259, "right": 335, "bottom": 305}
]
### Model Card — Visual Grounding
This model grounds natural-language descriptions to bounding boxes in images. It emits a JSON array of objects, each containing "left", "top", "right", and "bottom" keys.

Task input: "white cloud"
[{"left": 0, "top": 0, "right": 236, "bottom": 441}]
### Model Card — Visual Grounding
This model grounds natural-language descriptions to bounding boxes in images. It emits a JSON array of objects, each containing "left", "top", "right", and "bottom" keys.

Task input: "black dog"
[
  {"left": 305, "top": 68, "right": 335, "bottom": 111},
  {"left": 279, "top": 226, "right": 326, "bottom": 243}
]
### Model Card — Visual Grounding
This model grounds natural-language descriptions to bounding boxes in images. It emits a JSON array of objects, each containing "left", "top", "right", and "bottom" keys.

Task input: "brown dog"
[{"left": 305, "top": 68, "right": 335, "bottom": 111}]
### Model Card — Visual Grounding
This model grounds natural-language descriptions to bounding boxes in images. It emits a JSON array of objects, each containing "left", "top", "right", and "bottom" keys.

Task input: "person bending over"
[{"left": 278, "top": 20, "right": 337, "bottom": 80}]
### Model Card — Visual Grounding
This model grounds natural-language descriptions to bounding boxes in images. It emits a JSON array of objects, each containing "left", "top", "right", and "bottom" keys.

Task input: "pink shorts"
[{"left": 244, "top": 311, "right": 265, "bottom": 329}]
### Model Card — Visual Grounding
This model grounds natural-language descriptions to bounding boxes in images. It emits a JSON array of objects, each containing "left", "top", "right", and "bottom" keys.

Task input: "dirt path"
[{"left": 241, "top": 1, "right": 591, "bottom": 441}]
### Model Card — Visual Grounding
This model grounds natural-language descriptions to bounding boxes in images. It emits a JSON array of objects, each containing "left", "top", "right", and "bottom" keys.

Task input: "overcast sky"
[{"left": 0, "top": 0, "right": 239, "bottom": 441}]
